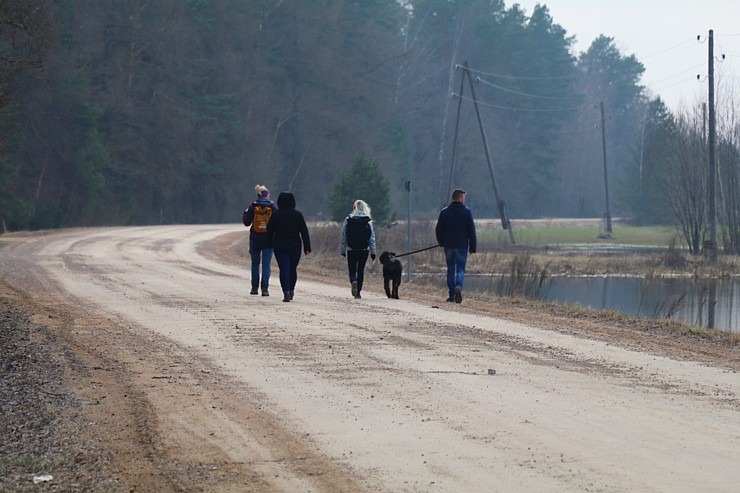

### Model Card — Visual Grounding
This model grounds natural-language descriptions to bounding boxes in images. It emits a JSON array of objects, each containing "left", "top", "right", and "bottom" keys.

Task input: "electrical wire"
[
  {"left": 459, "top": 64, "right": 577, "bottom": 81},
  {"left": 641, "top": 38, "right": 695, "bottom": 60},
  {"left": 451, "top": 92, "right": 581, "bottom": 112},
  {"left": 476, "top": 76, "right": 583, "bottom": 101}
]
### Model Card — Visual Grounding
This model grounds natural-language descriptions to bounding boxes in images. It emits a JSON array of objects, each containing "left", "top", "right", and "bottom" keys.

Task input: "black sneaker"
[
  {"left": 351, "top": 281, "right": 358, "bottom": 298},
  {"left": 283, "top": 293, "right": 291, "bottom": 302},
  {"left": 454, "top": 287, "right": 462, "bottom": 304},
  {"left": 446, "top": 297, "right": 455, "bottom": 302},
  {"left": 250, "top": 287, "right": 259, "bottom": 295},
  {"left": 261, "top": 288, "right": 269, "bottom": 296}
]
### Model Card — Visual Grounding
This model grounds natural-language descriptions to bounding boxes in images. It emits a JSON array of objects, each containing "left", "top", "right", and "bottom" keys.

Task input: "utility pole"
[
  {"left": 600, "top": 101, "right": 612, "bottom": 235},
  {"left": 405, "top": 180, "right": 412, "bottom": 281},
  {"left": 705, "top": 29, "right": 718, "bottom": 262},
  {"left": 461, "top": 62, "right": 514, "bottom": 244},
  {"left": 446, "top": 65, "right": 467, "bottom": 207}
]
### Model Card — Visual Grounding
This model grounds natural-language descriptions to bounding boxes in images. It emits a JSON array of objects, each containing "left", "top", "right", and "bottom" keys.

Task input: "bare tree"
[
  {"left": 660, "top": 105, "right": 706, "bottom": 254},
  {"left": 716, "top": 81, "right": 740, "bottom": 254}
]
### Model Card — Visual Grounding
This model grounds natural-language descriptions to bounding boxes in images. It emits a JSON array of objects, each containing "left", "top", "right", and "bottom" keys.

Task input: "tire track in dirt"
[
  {"left": 0, "top": 229, "right": 371, "bottom": 492},
  {"left": 2, "top": 225, "right": 739, "bottom": 492}
]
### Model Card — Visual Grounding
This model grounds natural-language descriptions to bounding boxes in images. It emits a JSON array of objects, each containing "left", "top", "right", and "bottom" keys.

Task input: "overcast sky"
[{"left": 513, "top": 1, "right": 740, "bottom": 110}]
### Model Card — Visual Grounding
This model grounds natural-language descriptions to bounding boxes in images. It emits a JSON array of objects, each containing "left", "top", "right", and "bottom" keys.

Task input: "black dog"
[{"left": 379, "top": 251, "right": 402, "bottom": 299}]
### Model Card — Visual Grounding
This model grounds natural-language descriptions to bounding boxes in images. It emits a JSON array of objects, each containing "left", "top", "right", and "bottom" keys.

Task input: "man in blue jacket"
[{"left": 435, "top": 189, "right": 477, "bottom": 303}]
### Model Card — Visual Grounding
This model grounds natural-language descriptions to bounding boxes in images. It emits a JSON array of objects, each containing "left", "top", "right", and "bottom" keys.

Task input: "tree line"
[{"left": 2, "top": 0, "right": 740, "bottom": 254}]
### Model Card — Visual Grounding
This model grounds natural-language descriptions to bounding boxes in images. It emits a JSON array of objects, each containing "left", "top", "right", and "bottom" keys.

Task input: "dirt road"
[{"left": 1, "top": 225, "right": 739, "bottom": 492}]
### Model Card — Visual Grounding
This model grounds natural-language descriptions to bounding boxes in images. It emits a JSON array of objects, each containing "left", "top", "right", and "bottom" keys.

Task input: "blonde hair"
[
  {"left": 351, "top": 199, "right": 371, "bottom": 218},
  {"left": 255, "top": 184, "right": 269, "bottom": 197}
]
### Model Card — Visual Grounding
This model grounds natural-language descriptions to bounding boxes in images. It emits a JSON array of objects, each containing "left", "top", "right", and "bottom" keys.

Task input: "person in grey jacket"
[
  {"left": 339, "top": 199, "right": 377, "bottom": 299},
  {"left": 435, "top": 189, "right": 477, "bottom": 303},
  {"left": 266, "top": 192, "right": 311, "bottom": 302}
]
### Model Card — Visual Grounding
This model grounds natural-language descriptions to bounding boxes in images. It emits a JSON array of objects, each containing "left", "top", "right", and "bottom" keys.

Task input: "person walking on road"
[
  {"left": 435, "top": 188, "right": 477, "bottom": 303},
  {"left": 266, "top": 192, "right": 311, "bottom": 302},
  {"left": 340, "top": 199, "right": 377, "bottom": 299},
  {"left": 242, "top": 185, "right": 277, "bottom": 296}
]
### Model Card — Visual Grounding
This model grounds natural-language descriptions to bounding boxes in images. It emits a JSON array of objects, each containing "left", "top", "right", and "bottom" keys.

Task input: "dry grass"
[
  {"left": 218, "top": 224, "right": 740, "bottom": 349},
  {"left": 309, "top": 220, "right": 740, "bottom": 278},
  {"left": 303, "top": 218, "right": 740, "bottom": 282}
]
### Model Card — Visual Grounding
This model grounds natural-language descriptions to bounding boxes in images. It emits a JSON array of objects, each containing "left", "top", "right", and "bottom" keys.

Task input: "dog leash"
[{"left": 392, "top": 244, "right": 440, "bottom": 258}]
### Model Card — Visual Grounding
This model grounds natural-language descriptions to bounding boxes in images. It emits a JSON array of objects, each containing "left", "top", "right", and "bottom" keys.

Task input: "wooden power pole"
[
  {"left": 449, "top": 62, "right": 514, "bottom": 244},
  {"left": 600, "top": 101, "right": 612, "bottom": 235},
  {"left": 706, "top": 29, "right": 718, "bottom": 262}
]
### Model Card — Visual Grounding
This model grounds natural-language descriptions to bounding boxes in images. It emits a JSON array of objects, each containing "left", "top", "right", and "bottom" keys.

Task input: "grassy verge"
[
  {"left": 486, "top": 223, "right": 678, "bottom": 247},
  {"left": 216, "top": 221, "right": 740, "bottom": 347},
  {"left": 307, "top": 220, "right": 740, "bottom": 279}
]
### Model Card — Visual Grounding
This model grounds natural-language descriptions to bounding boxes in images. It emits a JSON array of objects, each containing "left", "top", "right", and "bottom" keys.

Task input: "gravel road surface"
[{"left": 1, "top": 225, "right": 738, "bottom": 492}]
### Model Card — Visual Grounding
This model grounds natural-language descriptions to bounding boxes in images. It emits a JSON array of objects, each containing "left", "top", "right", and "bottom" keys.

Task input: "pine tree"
[{"left": 328, "top": 154, "right": 394, "bottom": 226}]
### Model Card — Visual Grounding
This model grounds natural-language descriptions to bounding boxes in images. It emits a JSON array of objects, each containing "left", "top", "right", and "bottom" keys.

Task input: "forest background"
[{"left": 2, "top": 0, "right": 739, "bottom": 254}]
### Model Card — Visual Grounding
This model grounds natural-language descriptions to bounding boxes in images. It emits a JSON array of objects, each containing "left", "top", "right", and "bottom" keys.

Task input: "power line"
[
  {"left": 642, "top": 63, "right": 707, "bottom": 95},
  {"left": 646, "top": 62, "right": 705, "bottom": 85},
  {"left": 641, "top": 38, "right": 695, "bottom": 60},
  {"left": 476, "top": 76, "right": 583, "bottom": 101},
  {"left": 557, "top": 120, "right": 604, "bottom": 136},
  {"left": 460, "top": 64, "right": 576, "bottom": 81},
  {"left": 451, "top": 93, "right": 581, "bottom": 112}
]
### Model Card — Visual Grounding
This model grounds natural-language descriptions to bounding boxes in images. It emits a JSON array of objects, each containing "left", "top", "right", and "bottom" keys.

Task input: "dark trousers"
[
  {"left": 347, "top": 250, "right": 369, "bottom": 293},
  {"left": 274, "top": 248, "right": 302, "bottom": 294}
]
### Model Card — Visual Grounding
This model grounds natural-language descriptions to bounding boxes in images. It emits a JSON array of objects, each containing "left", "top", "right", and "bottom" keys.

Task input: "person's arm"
[
  {"left": 468, "top": 210, "right": 477, "bottom": 253},
  {"left": 242, "top": 204, "right": 254, "bottom": 227},
  {"left": 266, "top": 212, "right": 276, "bottom": 248},
  {"left": 369, "top": 221, "right": 377, "bottom": 259},
  {"left": 340, "top": 217, "right": 348, "bottom": 256},
  {"left": 435, "top": 210, "right": 445, "bottom": 246},
  {"left": 299, "top": 213, "right": 311, "bottom": 254}
]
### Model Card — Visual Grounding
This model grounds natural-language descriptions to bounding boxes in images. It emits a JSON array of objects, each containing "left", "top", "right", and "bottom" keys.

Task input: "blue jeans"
[
  {"left": 249, "top": 237, "right": 273, "bottom": 289},
  {"left": 444, "top": 247, "right": 468, "bottom": 299},
  {"left": 273, "top": 248, "right": 302, "bottom": 294}
]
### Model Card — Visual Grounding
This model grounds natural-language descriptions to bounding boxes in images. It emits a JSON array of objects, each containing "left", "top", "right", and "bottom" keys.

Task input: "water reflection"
[{"left": 461, "top": 276, "right": 738, "bottom": 333}]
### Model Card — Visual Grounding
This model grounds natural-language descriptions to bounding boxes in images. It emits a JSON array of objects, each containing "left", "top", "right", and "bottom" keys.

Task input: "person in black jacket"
[
  {"left": 340, "top": 199, "right": 377, "bottom": 299},
  {"left": 266, "top": 192, "right": 311, "bottom": 302},
  {"left": 435, "top": 188, "right": 477, "bottom": 303}
]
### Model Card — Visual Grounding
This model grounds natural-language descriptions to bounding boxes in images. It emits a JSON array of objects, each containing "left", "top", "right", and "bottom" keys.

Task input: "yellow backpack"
[{"left": 252, "top": 204, "right": 272, "bottom": 233}]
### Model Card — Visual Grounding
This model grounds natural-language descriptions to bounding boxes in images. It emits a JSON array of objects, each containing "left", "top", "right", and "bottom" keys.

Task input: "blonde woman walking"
[
  {"left": 242, "top": 185, "right": 276, "bottom": 296},
  {"left": 340, "top": 199, "right": 377, "bottom": 299}
]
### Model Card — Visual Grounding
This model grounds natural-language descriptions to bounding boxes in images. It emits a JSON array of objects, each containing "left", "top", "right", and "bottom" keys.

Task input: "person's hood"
[
  {"left": 254, "top": 196, "right": 273, "bottom": 206},
  {"left": 350, "top": 214, "right": 371, "bottom": 223},
  {"left": 277, "top": 192, "right": 296, "bottom": 209},
  {"left": 448, "top": 201, "right": 466, "bottom": 213}
]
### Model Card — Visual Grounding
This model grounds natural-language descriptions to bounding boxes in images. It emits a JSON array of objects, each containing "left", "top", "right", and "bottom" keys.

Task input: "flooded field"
[{"left": 461, "top": 274, "right": 740, "bottom": 333}]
